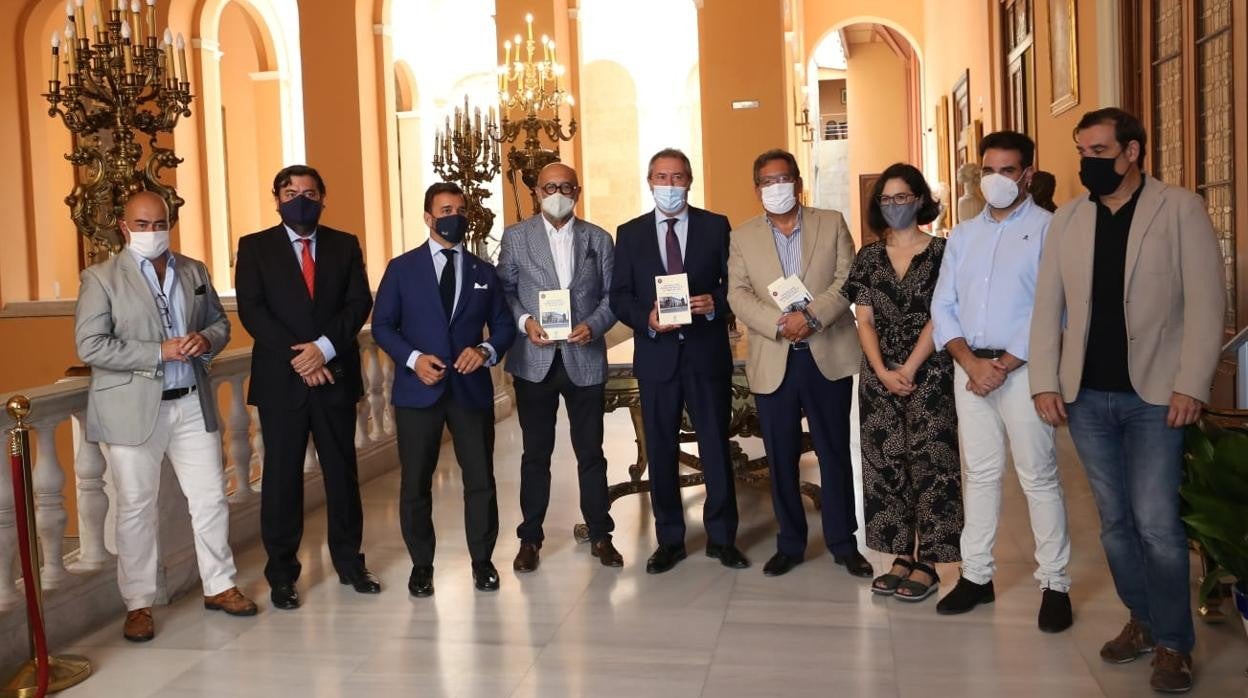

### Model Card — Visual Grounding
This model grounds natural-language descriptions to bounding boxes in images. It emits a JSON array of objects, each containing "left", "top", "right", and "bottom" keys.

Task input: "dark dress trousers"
[
  {"left": 609, "top": 207, "right": 739, "bottom": 547},
  {"left": 235, "top": 224, "right": 373, "bottom": 587},
  {"left": 371, "top": 243, "right": 516, "bottom": 566}
]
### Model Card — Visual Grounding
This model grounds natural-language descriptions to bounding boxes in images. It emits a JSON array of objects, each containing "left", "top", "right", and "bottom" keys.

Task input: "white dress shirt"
[
  {"left": 406, "top": 241, "right": 497, "bottom": 371},
  {"left": 654, "top": 207, "right": 689, "bottom": 270},
  {"left": 518, "top": 216, "right": 577, "bottom": 332}
]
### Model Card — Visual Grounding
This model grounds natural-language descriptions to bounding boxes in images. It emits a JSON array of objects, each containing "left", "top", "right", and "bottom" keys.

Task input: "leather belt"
[
  {"left": 790, "top": 342, "right": 810, "bottom": 351},
  {"left": 161, "top": 385, "right": 197, "bottom": 401},
  {"left": 972, "top": 348, "right": 1005, "bottom": 360}
]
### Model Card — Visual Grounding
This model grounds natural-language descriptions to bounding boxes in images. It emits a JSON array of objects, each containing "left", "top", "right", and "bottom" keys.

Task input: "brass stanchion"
[{"left": 2, "top": 396, "right": 90, "bottom": 697}]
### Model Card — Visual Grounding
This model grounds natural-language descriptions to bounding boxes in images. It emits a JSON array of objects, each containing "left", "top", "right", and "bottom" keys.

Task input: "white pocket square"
[{"left": 474, "top": 282, "right": 489, "bottom": 290}]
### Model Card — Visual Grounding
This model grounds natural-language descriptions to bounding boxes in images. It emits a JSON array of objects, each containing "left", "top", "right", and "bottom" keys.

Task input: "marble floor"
[{"left": 60, "top": 407, "right": 1247, "bottom": 697}]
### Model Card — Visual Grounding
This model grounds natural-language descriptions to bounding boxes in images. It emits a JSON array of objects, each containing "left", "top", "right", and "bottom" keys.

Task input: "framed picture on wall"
[
  {"left": 859, "top": 173, "right": 883, "bottom": 247},
  {"left": 1048, "top": 0, "right": 1080, "bottom": 115}
]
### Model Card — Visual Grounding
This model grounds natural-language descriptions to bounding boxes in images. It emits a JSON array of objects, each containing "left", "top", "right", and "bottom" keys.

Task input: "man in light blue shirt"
[{"left": 930, "top": 131, "right": 1072, "bottom": 633}]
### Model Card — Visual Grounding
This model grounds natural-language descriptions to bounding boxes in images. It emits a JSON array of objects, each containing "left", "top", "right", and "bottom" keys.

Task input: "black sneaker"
[
  {"left": 1038, "top": 588, "right": 1073, "bottom": 633},
  {"left": 936, "top": 577, "right": 995, "bottom": 615}
]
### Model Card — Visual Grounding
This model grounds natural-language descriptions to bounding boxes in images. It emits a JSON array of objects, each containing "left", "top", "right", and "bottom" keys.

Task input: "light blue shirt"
[
  {"left": 284, "top": 225, "right": 337, "bottom": 363},
  {"left": 405, "top": 241, "right": 497, "bottom": 370},
  {"left": 131, "top": 247, "right": 194, "bottom": 391},
  {"left": 931, "top": 197, "right": 1051, "bottom": 361}
]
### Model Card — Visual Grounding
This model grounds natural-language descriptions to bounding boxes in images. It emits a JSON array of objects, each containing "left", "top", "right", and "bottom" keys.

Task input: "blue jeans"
[{"left": 1066, "top": 389, "right": 1193, "bottom": 653}]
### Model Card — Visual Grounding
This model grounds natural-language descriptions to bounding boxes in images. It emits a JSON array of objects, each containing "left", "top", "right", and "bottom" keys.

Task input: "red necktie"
[
  {"left": 664, "top": 218, "right": 684, "bottom": 274},
  {"left": 299, "top": 238, "right": 315, "bottom": 298}
]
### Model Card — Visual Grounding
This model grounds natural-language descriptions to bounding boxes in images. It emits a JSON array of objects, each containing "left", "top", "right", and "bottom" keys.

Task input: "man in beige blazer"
[
  {"left": 75, "top": 191, "right": 256, "bottom": 643},
  {"left": 727, "top": 149, "right": 870, "bottom": 579},
  {"left": 1030, "top": 108, "right": 1224, "bottom": 694}
]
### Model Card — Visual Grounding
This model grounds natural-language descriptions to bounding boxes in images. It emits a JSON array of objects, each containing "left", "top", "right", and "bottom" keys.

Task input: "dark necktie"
[
  {"left": 664, "top": 218, "right": 683, "bottom": 274},
  {"left": 439, "top": 248, "right": 457, "bottom": 318}
]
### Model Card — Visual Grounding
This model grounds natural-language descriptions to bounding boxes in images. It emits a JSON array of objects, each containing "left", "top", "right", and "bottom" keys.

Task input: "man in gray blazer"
[
  {"left": 498, "top": 163, "right": 621, "bottom": 571},
  {"left": 75, "top": 191, "right": 256, "bottom": 643}
]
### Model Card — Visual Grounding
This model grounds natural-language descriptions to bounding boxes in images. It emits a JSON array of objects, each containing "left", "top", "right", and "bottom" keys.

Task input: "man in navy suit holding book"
[{"left": 372, "top": 182, "right": 516, "bottom": 598}]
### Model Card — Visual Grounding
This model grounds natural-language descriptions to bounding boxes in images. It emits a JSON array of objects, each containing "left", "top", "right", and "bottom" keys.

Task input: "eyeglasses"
[
  {"left": 877, "top": 193, "right": 917, "bottom": 206},
  {"left": 540, "top": 182, "right": 579, "bottom": 196},
  {"left": 155, "top": 292, "right": 173, "bottom": 332},
  {"left": 756, "top": 174, "right": 796, "bottom": 187}
]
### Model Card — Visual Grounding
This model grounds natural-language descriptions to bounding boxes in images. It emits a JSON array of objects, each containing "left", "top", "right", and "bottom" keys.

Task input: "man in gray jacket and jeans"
[{"left": 498, "top": 162, "right": 621, "bottom": 572}]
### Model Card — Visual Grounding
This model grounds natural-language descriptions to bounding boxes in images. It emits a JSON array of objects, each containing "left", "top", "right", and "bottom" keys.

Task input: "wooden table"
[{"left": 572, "top": 333, "right": 819, "bottom": 542}]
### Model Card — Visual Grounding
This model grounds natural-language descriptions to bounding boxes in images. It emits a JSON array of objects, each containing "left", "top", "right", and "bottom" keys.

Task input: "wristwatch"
[
  {"left": 800, "top": 307, "right": 818, "bottom": 330},
  {"left": 474, "top": 345, "right": 490, "bottom": 361}
]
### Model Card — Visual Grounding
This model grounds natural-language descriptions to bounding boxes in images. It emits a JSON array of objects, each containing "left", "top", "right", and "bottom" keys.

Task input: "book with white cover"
[
  {"left": 538, "top": 289, "right": 572, "bottom": 340},
  {"left": 767, "top": 275, "right": 814, "bottom": 311},
  {"left": 654, "top": 273, "right": 692, "bottom": 325}
]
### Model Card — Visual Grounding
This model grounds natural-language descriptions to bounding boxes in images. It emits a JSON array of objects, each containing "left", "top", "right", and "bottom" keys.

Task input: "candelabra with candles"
[
  {"left": 432, "top": 97, "right": 502, "bottom": 259},
  {"left": 43, "top": 0, "right": 194, "bottom": 261},
  {"left": 494, "top": 13, "right": 577, "bottom": 218}
]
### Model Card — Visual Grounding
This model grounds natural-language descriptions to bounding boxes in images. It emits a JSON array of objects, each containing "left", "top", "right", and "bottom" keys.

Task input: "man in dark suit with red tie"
[
  {"left": 371, "top": 182, "right": 516, "bottom": 597},
  {"left": 235, "top": 165, "right": 378, "bottom": 610},
  {"left": 610, "top": 148, "right": 748, "bottom": 573}
]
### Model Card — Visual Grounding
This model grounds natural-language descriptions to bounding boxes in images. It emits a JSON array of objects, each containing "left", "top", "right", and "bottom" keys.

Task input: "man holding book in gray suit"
[{"left": 498, "top": 162, "right": 622, "bottom": 572}]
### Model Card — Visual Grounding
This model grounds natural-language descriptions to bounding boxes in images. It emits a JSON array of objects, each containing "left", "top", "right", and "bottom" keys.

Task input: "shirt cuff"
[
  {"left": 707, "top": 310, "right": 716, "bottom": 322},
  {"left": 647, "top": 327, "right": 657, "bottom": 339},
  {"left": 315, "top": 336, "right": 337, "bottom": 363},
  {"left": 406, "top": 350, "right": 421, "bottom": 372},
  {"left": 518, "top": 313, "right": 532, "bottom": 333},
  {"left": 479, "top": 343, "right": 498, "bottom": 366}
]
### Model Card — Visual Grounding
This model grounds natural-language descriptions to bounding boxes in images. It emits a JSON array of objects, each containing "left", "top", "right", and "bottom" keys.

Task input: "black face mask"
[
  {"left": 1079, "top": 155, "right": 1126, "bottom": 197},
  {"left": 279, "top": 195, "right": 323, "bottom": 232},
  {"left": 435, "top": 214, "right": 470, "bottom": 245}
]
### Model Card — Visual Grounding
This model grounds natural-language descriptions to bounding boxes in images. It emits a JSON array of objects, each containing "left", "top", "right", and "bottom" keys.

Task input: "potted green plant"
[{"left": 1181, "top": 418, "right": 1248, "bottom": 638}]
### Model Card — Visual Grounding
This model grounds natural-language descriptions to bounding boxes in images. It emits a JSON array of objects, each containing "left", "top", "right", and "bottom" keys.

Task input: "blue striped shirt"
[{"left": 768, "top": 211, "right": 803, "bottom": 277}]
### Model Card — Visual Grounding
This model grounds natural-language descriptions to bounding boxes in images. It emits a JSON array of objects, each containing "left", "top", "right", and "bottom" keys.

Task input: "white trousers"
[
  {"left": 106, "top": 393, "right": 237, "bottom": 609},
  {"left": 953, "top": 365, "right": 1071, "bottom": 591}
]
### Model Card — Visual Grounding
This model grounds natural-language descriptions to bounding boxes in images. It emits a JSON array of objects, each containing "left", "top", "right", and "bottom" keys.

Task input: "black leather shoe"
[
  {"left": 339, "top": 567, "right": 382, "bottom": 594},
  {"left": 832, "top": 550, "right": 874, "bottom": 578},
  {"left": 762, "top": 552, "right": 802, "bottom": 577},
  {"left": 408, "top": 566, "right": 434, "bottom": 598},
  {"left": 707, "top": 543, "right": 750, "bottom": 569},
  {"left": 270, "top": 583, "right": 300, "bottom": 610},
  {"left": 1038, "top": 588, "right": 1073, "bottom": 633},
  {"left": 472, "top": 561, "right": 500, "bottom": 591},
  {"left": 936, "top": 577, "right": 995, "bottom": 615},
  {"left": 513, "top": 542, "right": 540, "bottom": 573},
  {"left": 645, "top": 544, "right": 687, "bottom": 574}
]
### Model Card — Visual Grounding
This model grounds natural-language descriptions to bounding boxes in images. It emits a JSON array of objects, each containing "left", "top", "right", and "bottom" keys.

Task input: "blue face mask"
[
  {"left": 652, "top": 186, "right": 688, "bottom": 214},
  {"left": 279, "top": 195, "right": 322, "bottom": 231},
  {"left": 435, "top": 214, "right": 470, "bottom": 244}
]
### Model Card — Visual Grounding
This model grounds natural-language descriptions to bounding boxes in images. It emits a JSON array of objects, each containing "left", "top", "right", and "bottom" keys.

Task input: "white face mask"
[
  {"left": 980, "top": 172, "right": 1024, "bottom": 210},
  {"left": 651, "top": 185, "right": 688, "bottom": 215},
  {"left": 541, "top": 192, "right": 576, "bottom": 220},
  {"left": 760, "top": 182, "right": 797, "bottom": 215},
  {"left": 127, "top": 229, "right": 170, "bottom": 259}
]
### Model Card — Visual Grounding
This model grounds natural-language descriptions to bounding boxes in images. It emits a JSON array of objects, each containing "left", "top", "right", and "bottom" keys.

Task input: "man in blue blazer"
[
  {"left": 610, "top": 148, "right": 748, "bottom": 573},
  {"left": 372, "top": 182, "right": 516, "bottom": 597}
]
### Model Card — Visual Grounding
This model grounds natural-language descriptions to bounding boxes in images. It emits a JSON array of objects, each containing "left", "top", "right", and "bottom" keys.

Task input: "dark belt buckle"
[{"left": 790, "top": 341, "right": 810, "bottom": 351}]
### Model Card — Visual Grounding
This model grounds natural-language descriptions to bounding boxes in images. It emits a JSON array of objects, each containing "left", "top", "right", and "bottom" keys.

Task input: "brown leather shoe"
[
  {"left": 203, "top": 587, "right": 258, "bottom": 616},
  {"left": 591, "top": 538, "right": 623, "bottom": 567},
  {"left": 513, "top": 542, "right": 540, "bottom": 573},
  {"left": 123, "top": 608, "right": 154, "bottom": 642},
  {"left": 1100, "top": 618, "right": 1154, "bottom": 663},
  {"left": 1150, "top": 647, "right": 1193, "bottom": 693}
]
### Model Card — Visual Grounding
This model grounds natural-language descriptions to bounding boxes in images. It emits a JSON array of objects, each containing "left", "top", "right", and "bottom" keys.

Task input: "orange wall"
[
  {"left": 0, "top": 8, "right": 32, "bottom": 305},
  {"left": 1030, "top": 0, "right": 1102, "bottom": 205},
  {"left": 803, "top": 0, "right": 925, "bottom": 62},
  {"left": 847, "top": 42, "right": 911, "bottom": 242},
  {"left": 697, "top": 0, "right": 788, "bottom": 227}
]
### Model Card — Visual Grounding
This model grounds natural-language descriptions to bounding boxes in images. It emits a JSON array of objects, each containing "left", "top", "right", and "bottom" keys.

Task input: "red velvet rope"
[{"left": 10, "top": 448, "right": 50, "bottom": 697}]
